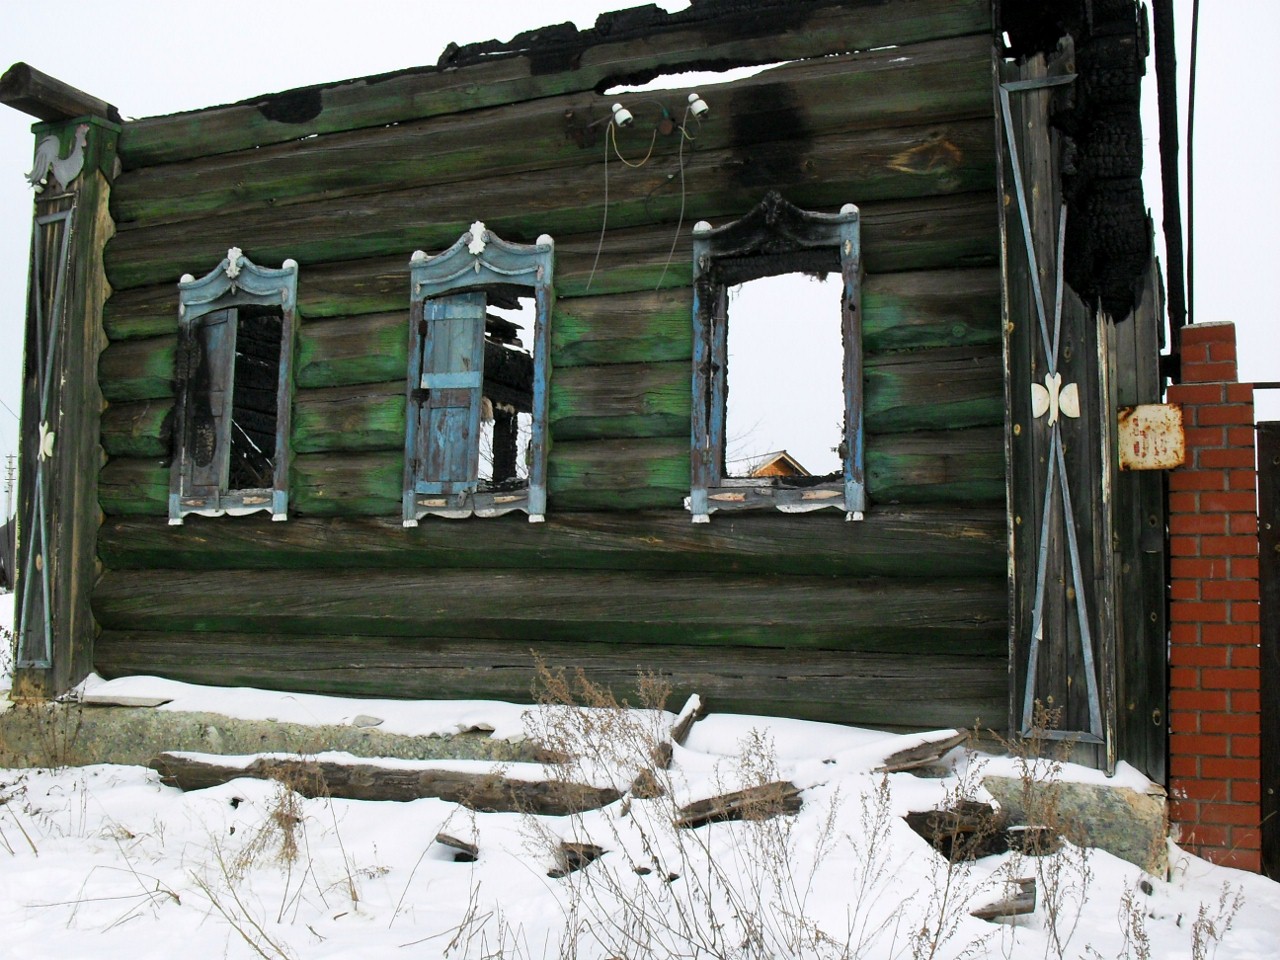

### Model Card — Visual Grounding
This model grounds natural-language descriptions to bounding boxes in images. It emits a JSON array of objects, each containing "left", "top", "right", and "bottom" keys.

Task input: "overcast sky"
[{"left": 0, "top": 1, "right": 1275, "bottom": 500}]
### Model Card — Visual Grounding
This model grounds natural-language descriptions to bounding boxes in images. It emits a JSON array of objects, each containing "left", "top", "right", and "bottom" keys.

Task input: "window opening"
[
  {"left": 689, "top": 192, "right": 862, "bottom": 522},
  {"left": 404, "top": 224, "right": 553, "bottom": 524},
  {"left": 227, "top": 305, "right": 284, "bottom": 490},
  {"left": 479, "top": 296, "right": 535, "bottom": 486},
  {"left": 169, "top": 248, "right": 297, "bottom": 525},
  {"left": 724, "top": 273, "right": 843, "bottom": 480}
]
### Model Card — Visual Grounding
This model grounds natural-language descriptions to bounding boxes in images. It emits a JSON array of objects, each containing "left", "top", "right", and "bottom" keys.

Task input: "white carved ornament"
[{"left": 1030, "top": 372, "right": 1080, "bottom": 427}]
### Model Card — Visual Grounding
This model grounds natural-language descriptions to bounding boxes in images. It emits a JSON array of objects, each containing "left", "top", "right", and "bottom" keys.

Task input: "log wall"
[{"left": 91, "top": 0, "right": 1007, "bottom": 729}]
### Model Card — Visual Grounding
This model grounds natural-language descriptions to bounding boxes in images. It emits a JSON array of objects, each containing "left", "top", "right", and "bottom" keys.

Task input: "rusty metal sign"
[{"left": 1118, "top": 403, "right": 1185, "bottom": 470}]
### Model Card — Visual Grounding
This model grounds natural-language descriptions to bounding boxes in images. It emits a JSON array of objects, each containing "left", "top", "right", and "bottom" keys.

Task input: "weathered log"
[
  {"left": 552, "top": 289, "right": 693, "bottom": 368},
  {"left": 874, "top": 728, "right": 970, "bottom": 773},
  {"left": 118, "top": 1, "right": 992, "bottom": 167},
  {"left": 862, "top": 268, "right": 1001, "bottom": 354},
  {"left": 97, "top": 506, "right": 1007, "bottom": 579},
  {"left": 97, "top": 423, "right": 1003, "bottom": 517},
  {"left": 93, "top": 567, "right": 1007, "bottom": 651},
  {"left": 292, "top": 385, "right": 405, "bottom": 454},
  {"left": 904, "top": 800, "right": 1009, "bottom": 860},
  {"left": 113, "top": 50, "right": 994, "bottom": 227},
  {"left": 101, "top": 399, "right": 174, "bottom": 458},
  {"left": 104, "top": 178, "right": 998, "bottom": 293},
  {"left": 550, "top": 362, "right": 689, "bottom": 441},
  {"left": 970, "top": 878, "right": 1037, "bottom": 921},
  {"left": 675, "top": 781, "right": 802, "bottom": 828},
  {"left": 296, "top": 312, "right": 407, "bottom": 388},
  {"left": 865, "top": 346, "right": 1003, "bottom": 433},
  {"left": 0, "top": 62, "right": 120, "bottom": 123},
  {"left": 434, "top": 833, "right": 479, "bottom": 862},
  {"left": 548, "top": 842, "right": 606, "bottom": 878},
  {"left": 97, "top": 633, "right": 1006, "bottom": 729},
  {"left": 149, "top": 751, "right": 621, "bottom": 814}
]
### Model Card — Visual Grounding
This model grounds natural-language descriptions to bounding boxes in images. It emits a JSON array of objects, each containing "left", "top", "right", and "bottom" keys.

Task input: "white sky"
[{"left": 0, "top": 0, "right": 1276, "bottom": 498}]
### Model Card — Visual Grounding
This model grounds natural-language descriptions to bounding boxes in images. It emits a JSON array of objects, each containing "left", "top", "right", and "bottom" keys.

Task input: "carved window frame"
[
  {"left": 169, "top": 249, "right": 297, "bottom": 524},
  {"left": 404, "top": 223, "right": 553, "bottom": 524},
  {"left": 689, "top": 193, "right": 864, "bottom": 522}
]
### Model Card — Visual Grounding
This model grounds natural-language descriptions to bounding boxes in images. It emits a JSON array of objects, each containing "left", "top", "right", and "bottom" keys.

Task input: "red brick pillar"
[{"left": 1166, "top": 321, "right": 1262, "bottom": 872}]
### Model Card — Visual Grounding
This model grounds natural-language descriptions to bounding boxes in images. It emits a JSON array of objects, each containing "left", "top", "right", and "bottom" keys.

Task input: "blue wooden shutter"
[
  {"left": 181, "top": 307, "right": 237, "bottom": 503},
  {"left": 416, "top": 292, "right": 486, "bottom": 496}
]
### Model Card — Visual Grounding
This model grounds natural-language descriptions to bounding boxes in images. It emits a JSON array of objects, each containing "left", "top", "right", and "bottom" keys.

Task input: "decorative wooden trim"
[
  {"left": 688, "top": 192, "right": 862, "bottom": 522},
  {"left": 169, "top": 250, "right": 298, "bottom": 524},
  {"left": 404, "top": 225, "right": 553, "bottom": 523}
]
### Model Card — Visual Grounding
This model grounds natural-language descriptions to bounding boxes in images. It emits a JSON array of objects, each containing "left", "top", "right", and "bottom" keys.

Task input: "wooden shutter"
[
  {"left": 177, "top": 307, "right": 237, "bottom": 504},
  {"left": 415, "top": 292, "right": 486, "bottom": 496}
]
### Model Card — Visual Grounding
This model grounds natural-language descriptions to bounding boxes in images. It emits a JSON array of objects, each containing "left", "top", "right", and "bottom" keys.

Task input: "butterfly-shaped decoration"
[
  {"left": 1030, "top": 371, "right": 1080, "bottom": 427},
  {"left": 38, "top": 420, "right": 55, "bottom": 461}
]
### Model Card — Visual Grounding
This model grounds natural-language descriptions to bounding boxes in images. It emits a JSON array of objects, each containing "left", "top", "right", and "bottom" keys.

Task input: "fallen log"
[
  {"left": 675, "top": 781, "right": 802, "bottom": 829},
  {"left": 903, "top": 799, "right": 1008, "bottom": 860},
  {"left": 970, "top": 877, "right": 1036, "bottom": 921},
  {"left": 149, "top": 751, "right": 621, "bottom": 815},
  {"left": 874, "top": 728, "right": 969, "bottom": 773},
  {"left": 434, "top": 833, "right": 479, "bottom": 862}
]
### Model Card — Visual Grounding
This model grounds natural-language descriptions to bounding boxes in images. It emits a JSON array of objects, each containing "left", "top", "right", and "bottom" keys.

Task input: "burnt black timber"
[
  {"left": 110, "top": 42, "right": 993, "bottom": 228},
  {"left": 97, "top": 507, "right": 1005, "bottom": 578},
  {"left": 0, "top": 62, "right": 121, "bottom": 123},
  {"left": 104, "top": 114, "right": 996, "bottom": 290},
  {"left": 117, "top": 0, "right": 992, "bottom": 168},
  {"left": 95, "top": 632, "right": 1006, "bottom": 730},
  {"left": 150, "top": 753, "right": 621, "bottom": 814},
  {"left": 92, "top": 567, "right": 1006, "bottom": 651}
]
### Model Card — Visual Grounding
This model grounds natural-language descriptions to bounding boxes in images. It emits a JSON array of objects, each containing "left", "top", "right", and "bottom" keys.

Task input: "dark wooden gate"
[{"left": 1258, "top": 419, "right": 1279, "bottom": 880}]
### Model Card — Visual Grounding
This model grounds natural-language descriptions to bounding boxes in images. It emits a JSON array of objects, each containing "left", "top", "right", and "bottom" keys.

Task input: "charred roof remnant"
[
  {"left": 437, "top": 0, "right": 829, "bottom": 77},
  {"left": 998, "top": 0, "right": 1151, "bottom": 321}
]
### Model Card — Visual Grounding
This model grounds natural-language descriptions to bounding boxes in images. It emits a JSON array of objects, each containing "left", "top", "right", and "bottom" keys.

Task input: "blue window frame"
[
  {"left": 689, "top": 193, "right": 864, "bottom": 522},
  {"left": 169, "top": 248, "right": 297, "bottom": 524},
  {"left": 404, "top": 223, "right": 553, "bottom": 523}
]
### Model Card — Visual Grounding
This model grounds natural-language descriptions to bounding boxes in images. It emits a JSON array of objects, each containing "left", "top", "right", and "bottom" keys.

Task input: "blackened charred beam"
[
  {"left": 0, "top": 62, "right": 121, "bottom": 123},
  {"left": 1152, "top": 0, "right": 1188, "bottom": 345},
  {"left": 483, "top": 340, "right": 533, "bottom": 412}
]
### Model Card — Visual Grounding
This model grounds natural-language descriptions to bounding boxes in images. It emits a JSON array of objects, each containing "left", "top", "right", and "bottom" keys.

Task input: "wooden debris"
[
  {"left": 669, "top": 694, "right": 705, "bottom": 747},
  {"left": 81, "top": 693, "right": 173, "bottom": 708},
  {"left": 874, "top": 728, "right": 969, "bottom": 773},
  {"left": 434, "top": 833, "right": 479, "bottom": 862},
  {"left": 675, "top": 781, "right": 802, "bottom": 829},
  {"left": 970, "top": 877, "right": 1036, "bottom": 921},
  {"left": 903, "top": 799, "right": 1008, "bottom": 860},
  {"left": 548, "top": 842, "right": 605, "bottom": 878},
  {"left": 149, "top": 752, "right": 621, "bottom": 815}
]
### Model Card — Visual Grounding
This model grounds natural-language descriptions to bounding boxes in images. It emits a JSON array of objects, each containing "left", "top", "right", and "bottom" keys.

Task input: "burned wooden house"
[{"left": 2, "top": 0, "right": 1167, "bottom": 778}]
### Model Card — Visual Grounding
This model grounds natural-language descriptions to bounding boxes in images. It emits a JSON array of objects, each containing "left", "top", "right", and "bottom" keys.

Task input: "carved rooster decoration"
[{"left": 25, "top": 123, "right": 89, "bottom": 194}]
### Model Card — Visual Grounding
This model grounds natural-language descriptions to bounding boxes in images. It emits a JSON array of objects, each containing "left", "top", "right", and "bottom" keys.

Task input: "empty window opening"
[
  {"left": 724, "top": 273, "right": 843, "bottom": 480},
  {"left": 227, "top": 305, "right": 283, "bottom": 490},
  {"left": 480, "top": 295, "right": 535, "bottom": 487}
]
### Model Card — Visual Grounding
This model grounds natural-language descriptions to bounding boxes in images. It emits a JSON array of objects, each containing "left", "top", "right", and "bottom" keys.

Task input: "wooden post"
[
  {"left": 8, "top": 114, "right": 120, "bottom": 697},
  {"left": 1255, "top": 420, "right": 1277, "bottom": 879}
]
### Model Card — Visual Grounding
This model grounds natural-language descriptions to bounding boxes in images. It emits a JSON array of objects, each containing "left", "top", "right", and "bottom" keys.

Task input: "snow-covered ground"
[{"left": 1, "top": 593, "right": 1277, "bottom": 959}]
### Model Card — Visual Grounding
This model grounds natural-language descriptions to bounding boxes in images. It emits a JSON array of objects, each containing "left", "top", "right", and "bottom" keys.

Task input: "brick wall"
[{"left": 1166, "top": 321, "right": 1262, "bottom": 872}]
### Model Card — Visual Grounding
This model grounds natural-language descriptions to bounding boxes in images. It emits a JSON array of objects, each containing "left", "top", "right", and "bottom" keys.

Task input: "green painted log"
[
  {"left": 101, "top": 399, "right": 173, "bottom": 458},
  {"left": 550, "top": 362, "right": 689, "bottom": 440},
  {"left": 94, "top": 631, "right": 1005, "bottom": 729},
  {"left": 100, "top": 195, "right": 998, "bottom": 342},
  {"left": 112, "top": 47, "right": 993, "bottom": 227},
  {"left": 104, "top": 112, "right": 997, "bottom": 289},
  {"left": 99, "top": 335, "right": 174, "bottom": 402},
  {"left": 92, "top": 566, "right": 1006, "bottom": 650},
  {"left": 99, "top": 422, "right": 1005, "bottom": 518},
  {"left": 865, "top": 346, "right": 1003, "bottom": 433},
  {"left": 292, "top": 384, "right": 405, "bottom": 453},
  {"left": 868, "top": 427, "right": 1004, "bottom": 504},
  {"left": 552, "top": 289, "right": 692, "bottom": 367},
  {"left": 118, "top": 0, "right": 993, "bottom": 167},
  {"left": 296, "top": 312, "right": 408, "bottom": 388},
  {"left": 863, "top": 268, "right": 1001, "bottom": 354},
  {"left": 99, "top": 457, "right": 169, "bottom": 515},
  {"left": 548, "top": 438, "right": 690, "bottom": 512},
  {"left": 97, "top": 506, "right": 1006, "bottom": 578}
]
